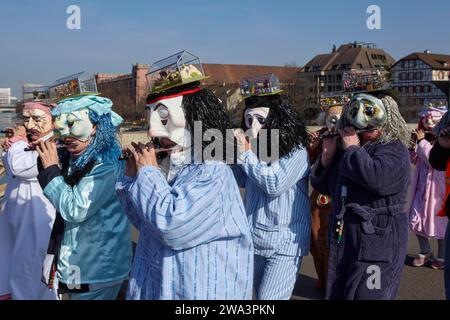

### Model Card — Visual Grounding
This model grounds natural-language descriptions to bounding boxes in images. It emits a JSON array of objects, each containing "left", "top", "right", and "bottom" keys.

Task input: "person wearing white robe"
[
  {"left": 0, "top": 199, "right": 13, "bottom": 300},
  {"left": 0, "top": 102, "right": 57, "bottom": 300}
]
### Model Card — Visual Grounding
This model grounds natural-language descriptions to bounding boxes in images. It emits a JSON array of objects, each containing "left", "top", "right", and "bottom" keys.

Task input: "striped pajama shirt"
[
  {"left": 116, "top": 161, "right": 254, "bottom": 300},
  {"left": 233, "top": 147, "right": 311, "bottom": 300}
]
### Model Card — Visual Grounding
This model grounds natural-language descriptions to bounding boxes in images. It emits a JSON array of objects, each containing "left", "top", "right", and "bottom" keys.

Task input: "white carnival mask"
[
  {"left": 53, "top": 109, "right": 94, "bottom": 142},
  {"left": 244, "top": 107, "right": 270, "bottom": 139},
  {"left": 146, "top": 95, "right": 191, "bottom": 148}
]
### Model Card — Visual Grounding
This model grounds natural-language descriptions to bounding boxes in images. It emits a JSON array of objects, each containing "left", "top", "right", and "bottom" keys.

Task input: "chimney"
[{"left": 424, "top": 49, "right": 431, "bottom": 54}]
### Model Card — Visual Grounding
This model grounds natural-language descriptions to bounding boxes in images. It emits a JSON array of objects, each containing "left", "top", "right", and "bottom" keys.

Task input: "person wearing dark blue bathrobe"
[{"left": 311, "top": 92, "right": 412, "bottom": 300}]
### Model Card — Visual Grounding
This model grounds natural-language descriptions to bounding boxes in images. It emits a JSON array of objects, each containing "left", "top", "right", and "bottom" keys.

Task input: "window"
[
  {"left": 409, "top": 86, "right": 415, "bottom": 94},
  {"left": 424, "top": 85, "right": 430, "bottom": 93},
  {"left": 416, "top": 85, "right": 423, "bottom": 93},
  {"left": 399, "top": 73, "right": 405, "bottom": 81},
  {"left": 415, "top": 71, "right": 423, "bottom": 80}
]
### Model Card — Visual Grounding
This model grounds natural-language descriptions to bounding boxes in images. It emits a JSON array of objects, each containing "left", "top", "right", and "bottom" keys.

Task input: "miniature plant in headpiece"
[{"left": 146, "top": 51, "right": 209, "bottom": 94}]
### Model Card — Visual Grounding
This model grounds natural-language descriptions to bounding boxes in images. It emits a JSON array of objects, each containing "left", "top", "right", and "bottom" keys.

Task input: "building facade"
[
  {"left": 390, "top": 51, "right": 450, "bottom": 121},
  {"left": 0, "top": 88, "right": 11, "bottom": 106},
  {"left": 296, "top": 42, "right": 395, "bottom": 121}
]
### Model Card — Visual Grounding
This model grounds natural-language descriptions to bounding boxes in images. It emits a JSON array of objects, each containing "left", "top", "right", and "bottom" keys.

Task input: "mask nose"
[{"left": 148, "top": 111, "right": 167, "bottom": 138}]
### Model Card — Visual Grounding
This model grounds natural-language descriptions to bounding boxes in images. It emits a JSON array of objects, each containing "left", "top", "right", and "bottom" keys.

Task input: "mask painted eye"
[
  {"left": 364, "top": 105, "right": 375, "bottom": 116},
  {"left": 157, "top": 106, "right": 169, "bottom": 120},
  {"left": 255, "top": 116, "right": 266, "bottom": 125},
  {"left": 245, "top": 115, "right": 253, "bottom": 128}
]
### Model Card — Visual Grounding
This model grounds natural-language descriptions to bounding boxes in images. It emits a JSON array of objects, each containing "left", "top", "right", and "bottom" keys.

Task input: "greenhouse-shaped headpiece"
[
  {"left": 240, "top": 73, "right": 283, "bottom": 98},
  {"left": 320, "top": 93, "right": 350, "bottom": 109},
  {"left": 147, "top": 51, "right": 208, "bottom": 93},
  {"left": 48, "top": 71, "right": 98, "bottom": 102},
  {"left": 342, "top": 69, "right": 390, "bottom": 94}
]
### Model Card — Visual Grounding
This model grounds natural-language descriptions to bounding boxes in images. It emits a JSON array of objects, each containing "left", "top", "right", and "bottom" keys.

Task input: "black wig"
[
  {"left": 183, "top": 87, "right": 235, "bottom": 163},
  {"left": 241, "top": 94, "right": 308, "bottom": 159}
]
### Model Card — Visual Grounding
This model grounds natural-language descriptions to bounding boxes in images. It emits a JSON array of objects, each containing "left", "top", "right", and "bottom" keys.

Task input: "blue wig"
[{"left": 70, "top": 110, "right": 123, "bottom": 174}]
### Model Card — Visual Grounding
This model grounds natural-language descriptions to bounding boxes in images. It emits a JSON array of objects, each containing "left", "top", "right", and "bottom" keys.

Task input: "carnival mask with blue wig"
[
  {"left": 345, "top": 93, "right": 387, "bottom": 130},
  {"left": 52, "top": 95, "right": 123, "bottom": 171}
]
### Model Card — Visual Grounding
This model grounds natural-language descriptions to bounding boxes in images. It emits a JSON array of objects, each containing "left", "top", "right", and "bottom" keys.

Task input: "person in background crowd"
[
  {"left": 0, "top": 102, "right": 57, "bottom": 300},
  {"left": 409, "top": 105, "right": 448, "bottom": 269},
  {"left": 307, "top": 102, "right": 344, "bottom": 291},
  {"left": 429, "top": 110, "right": 450, "bottom": 300},
  {"left": 311, "top": 92, "right": 411, "bottom": 299},
  {"left": 36, "top": 95, "right": 132, "bottom": 300},
  {"left": 233, "top": 92, "right": 310, "bottom": 300}
]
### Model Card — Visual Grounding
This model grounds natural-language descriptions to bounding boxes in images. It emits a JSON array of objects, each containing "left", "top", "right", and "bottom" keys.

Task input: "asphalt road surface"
[{"left": 292, "top": 228, "right": 446, "bottom": 300}]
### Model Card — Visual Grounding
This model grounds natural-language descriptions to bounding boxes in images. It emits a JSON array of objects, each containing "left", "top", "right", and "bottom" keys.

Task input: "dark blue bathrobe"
[{"left": 311, "top": 140, "right": 410, "bottom": 300}]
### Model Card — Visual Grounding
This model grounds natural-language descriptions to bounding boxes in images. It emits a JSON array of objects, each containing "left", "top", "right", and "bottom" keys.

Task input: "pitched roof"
[
  {"left": 301, "top": 43, "right": 395, "bottom": 72},
  {"left": 391, "top": 52, "right": 450, "bottom": 70},
  {"left": 202, "top": 63, "right": 298, "bottom": 84}
]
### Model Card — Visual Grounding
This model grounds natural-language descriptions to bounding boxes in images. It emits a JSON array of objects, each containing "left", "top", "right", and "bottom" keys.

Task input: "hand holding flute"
[{"left": 122, "top": 141, "right": 160, "bottom": 178}]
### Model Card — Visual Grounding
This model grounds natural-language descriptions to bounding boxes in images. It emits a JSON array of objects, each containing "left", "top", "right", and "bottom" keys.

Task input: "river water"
[{"left": 0, "top": 110, "right": 18, "bottom": 131}]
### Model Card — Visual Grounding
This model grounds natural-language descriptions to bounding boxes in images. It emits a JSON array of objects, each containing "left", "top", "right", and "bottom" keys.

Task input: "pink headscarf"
[{"left": 23, "top": 101, "right": 55, "bottom": 116}]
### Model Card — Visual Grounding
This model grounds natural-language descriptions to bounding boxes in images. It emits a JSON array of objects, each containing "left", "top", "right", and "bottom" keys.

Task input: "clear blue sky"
[{"left": 1, "top": 0, "right": 449, "bottom": 97}]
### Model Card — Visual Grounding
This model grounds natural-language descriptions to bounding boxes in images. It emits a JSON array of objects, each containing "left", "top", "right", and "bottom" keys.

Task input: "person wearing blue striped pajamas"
[
  {"left": 233, "top": 92, "right": 311, "bottom": 300},
  {"left": 116, "top": 82, "right": 254, "bottom": 300}
]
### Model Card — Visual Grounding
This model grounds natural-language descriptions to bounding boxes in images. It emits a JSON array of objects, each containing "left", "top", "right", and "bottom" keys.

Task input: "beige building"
[{"left": 296, "top": 42, "right": 395, "bottom": 121}]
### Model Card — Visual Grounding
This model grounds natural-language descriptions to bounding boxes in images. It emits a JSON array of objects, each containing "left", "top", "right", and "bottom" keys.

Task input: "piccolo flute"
[
  {"left": 119, "top": 145, "right": 175, "bottom": 160},
  {"left": 320, "top": 127, "right": 377, "bottom": 139},
  {"left": 24, "top": 144, "right": 68, "bottom": 152}
]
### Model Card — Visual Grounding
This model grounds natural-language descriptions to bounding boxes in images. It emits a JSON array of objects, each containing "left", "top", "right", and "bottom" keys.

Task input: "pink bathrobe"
[{"left": 409, "top": 139, "right": 448, "bottom": 239}]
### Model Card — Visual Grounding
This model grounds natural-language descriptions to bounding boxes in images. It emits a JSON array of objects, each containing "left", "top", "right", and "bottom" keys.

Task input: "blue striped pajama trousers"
[{"left": 253, "top": 254, "right": 302, "bottom": 300}]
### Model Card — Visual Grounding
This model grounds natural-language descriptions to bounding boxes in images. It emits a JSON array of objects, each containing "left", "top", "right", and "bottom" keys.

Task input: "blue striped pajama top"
[
  {"left": 233, "top": 147, "right": 311, "bottom": 257},
  {"left": 116, "top": 161, "right": 254, "bottom": 300}
]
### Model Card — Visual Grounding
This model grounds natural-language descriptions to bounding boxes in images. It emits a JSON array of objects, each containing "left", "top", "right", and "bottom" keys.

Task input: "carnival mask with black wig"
[
  {"left": 241, "top": 94, "right": 308, "bottom": 159},
  {"left": 145, "top": 82, "right": 234, "bottom": 163}
]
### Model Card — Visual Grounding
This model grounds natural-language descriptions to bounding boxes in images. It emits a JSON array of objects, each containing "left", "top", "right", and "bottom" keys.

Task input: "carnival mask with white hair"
[{"left": 345, "top": 94, "right": 387, "bottom": 130}]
